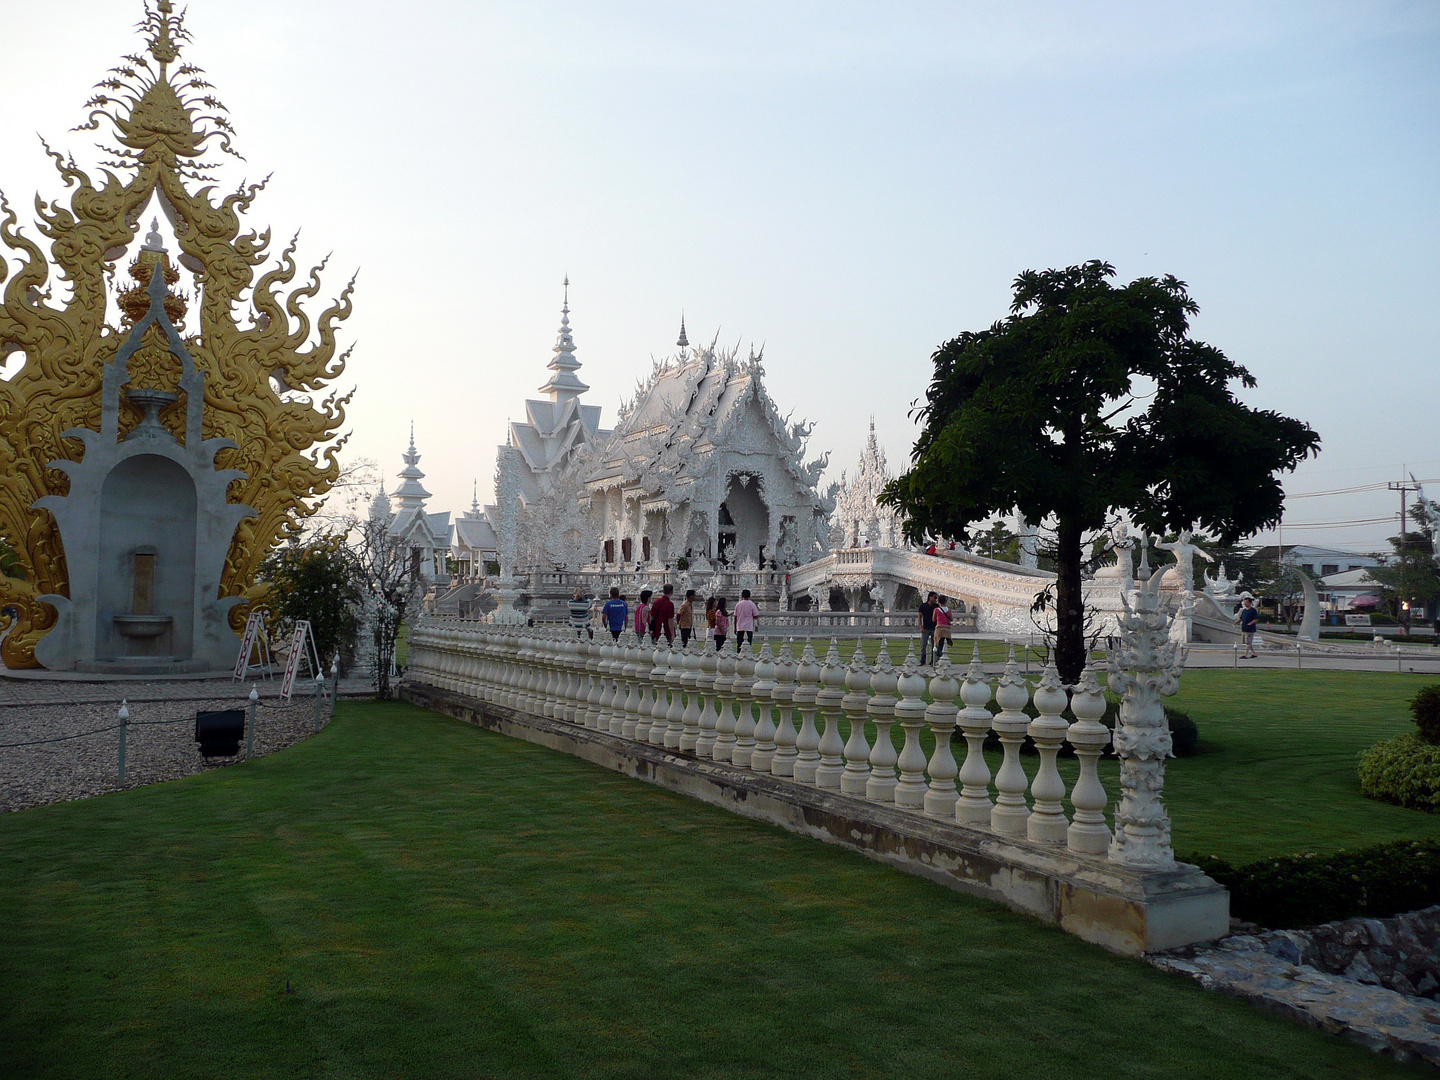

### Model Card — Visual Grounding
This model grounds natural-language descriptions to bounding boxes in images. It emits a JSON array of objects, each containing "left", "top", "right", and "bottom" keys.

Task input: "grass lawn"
[{"left": 1, "top": 698, "right": 1431, "bottom": 1079}]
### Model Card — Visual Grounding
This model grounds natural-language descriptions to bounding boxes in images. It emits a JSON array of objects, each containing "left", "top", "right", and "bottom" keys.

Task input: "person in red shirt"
[{"left": 649, "top": 583, "right": 677, "bottom": 643}]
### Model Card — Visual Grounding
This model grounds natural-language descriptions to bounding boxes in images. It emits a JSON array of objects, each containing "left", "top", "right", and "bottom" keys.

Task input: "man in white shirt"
[{"left": 733, "top": 589, "right": 759, "bottom": 651}]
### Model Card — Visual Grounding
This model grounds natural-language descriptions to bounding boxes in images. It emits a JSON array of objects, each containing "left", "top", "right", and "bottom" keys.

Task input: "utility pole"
[{"left": 1388, "top": 469, "right": 1422, "bottom": 632}]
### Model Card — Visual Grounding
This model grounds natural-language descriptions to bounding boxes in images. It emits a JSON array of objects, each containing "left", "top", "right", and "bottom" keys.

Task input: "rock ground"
[{"left": 0, "top": 676, "right": 369, "bottom": 813}]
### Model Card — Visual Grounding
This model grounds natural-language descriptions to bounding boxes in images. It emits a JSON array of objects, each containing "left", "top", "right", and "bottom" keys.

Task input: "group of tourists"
[{"left": 571, "top": 584, "right": 761, "bottom": 651}]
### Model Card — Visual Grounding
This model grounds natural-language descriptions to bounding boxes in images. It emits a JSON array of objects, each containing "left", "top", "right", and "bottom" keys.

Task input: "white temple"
[
  {"left": 387, "top": 426, "right": 451, "bottom": 584},
  {"left": 830, "top": 418, "right": 902, "bottom": 549}
]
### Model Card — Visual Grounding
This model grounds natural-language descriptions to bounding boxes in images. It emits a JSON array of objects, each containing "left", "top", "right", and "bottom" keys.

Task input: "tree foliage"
[
  {"left": 881, "top": 261, "right": 1319, "bottom": 682},
  {"left": 1367, "top": 531, "right": 1440, "bottom": 630},
  {"left": 258, "top": 534, "right": 364, "bottom": 673}
]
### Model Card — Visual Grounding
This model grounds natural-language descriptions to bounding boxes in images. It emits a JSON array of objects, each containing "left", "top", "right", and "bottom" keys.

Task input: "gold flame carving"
[{"left": 0, "top": 1, "right": 353, "bottom": 668}]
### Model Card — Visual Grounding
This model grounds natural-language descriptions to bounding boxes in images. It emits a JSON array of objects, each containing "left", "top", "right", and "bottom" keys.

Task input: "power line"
[{"left": 1287, "top": 478, "right": 1439, "bottom": 499}]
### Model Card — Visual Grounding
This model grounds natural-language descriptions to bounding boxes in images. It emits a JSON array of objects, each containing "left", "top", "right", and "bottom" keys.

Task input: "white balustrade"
[
  {"left": 695, "top": 645, "right": 720, "bottom": 757},
  {"left": 814, "top": 641, "right": 847, "bottom": 790},
  {"left": 955, "top": 646, "right": 994, "bottom": 824},
  {"left": 769, "top": 642, "right": 799, "bottom": 778},
  {"left": 711, "top": 649, "right": 737, "bottom": 761},
  {"left": 922, "top": 656, "right": 960, "bottom": 818},
  {"left": 865, "top": 642, "right": 899, "bottom": 803},
  {"left": 731, "top": 643, "right": 759, "bottom": 767},
  {"left": 679, "top": 641, "right": 704, "bottom": 753},
  {"left": 1026, "top": 662, "right": 1070, "bottom": 843},
  {"left": 749, "top": 641, "right": 778, "bottom": 772},
  {"left": 892, "top": 646, "right": 930, "bottom": 811},
  {"left": 664, "top": 640, "right": 687, "bottom": 749},
  {"left": 990, "top": 646, "right": 1032, "bottom": 837},
  {"left": 1066, "top": 663, "right": 1112, "bottom": 854},
  {"left": 839, "top": 645, "right": 872, "bottom": 796},
  {"left": 791, "top": 642, "right": 822, "bottom": 784}
]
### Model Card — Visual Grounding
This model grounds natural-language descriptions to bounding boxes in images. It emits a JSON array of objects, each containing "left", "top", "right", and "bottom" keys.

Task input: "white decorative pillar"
[
  {"left": 922, "top": 656, "right": 960, "bottom": 818},
  {"left": 731, "top": 642, "right": 759, "bottom": 767},
  {"left": 990, "top": 645, "right": 1032, "bottom": 837},
  {"left": 1066, "top": 662, "right": 1112, "bottom": 854},
  {"left": 955, "top": 645, "right": 994, "bottom": 824},
  {"left": 840, "top": 646, "right": 872, "bottom": 796},
  {"left": 749, "top": 641, "right": 779, "bottom": 772},
  {"left": 647, "top": 640, "right": 673, "bottom": 745},
  {"left": 711, "top": 648, "right": 737, "bottom": 761},
  {"left": 635, "top": 639, "right": 665, "bottom": 742},
  {"left": 695, "top": 645, "right": 720, "bottom": 757},
  {"left": 1026, "top": 661, "right": 1070, "bottom": 843},
  {"left": 791, "top": 642, "right": 822, "bottom": 784},
  {"left": 664, "top": 638, "right": 688, "bottom": 749},
  {"left": 680, "top": 640, "right": 704, "bottom": 753},
  {"left": 769, "top": 642, "right": 799, "bottom": 777},
  {"left": 865, "top": 642, "right": 899, "bottom": 803},
  {"left": 892, "top": 646, "right": 930, "bottom": 810},
  {"left": 622, "top": 635, "right": 647, "bottom": 740},
  {"left": 814, "top": 640, "right": 847, "bottom": 790},
  {"left": 1108, "top": 541, "right": 1182, "bottom": 868}
]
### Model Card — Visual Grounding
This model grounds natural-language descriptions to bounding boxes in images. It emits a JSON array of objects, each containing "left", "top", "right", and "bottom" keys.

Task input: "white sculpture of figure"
[
  {"left": 1107, "top": 536, "right": 1182, "bottom": 869},
  {"left": 1155, "top": 530, "right": 1213, "bottom": 594},
  {"left": 1016, "top": 514, "right": 1039, "bottom": 569},
  {"left": 1112, "top": 523, "right": 1136, "bottom": 589}
]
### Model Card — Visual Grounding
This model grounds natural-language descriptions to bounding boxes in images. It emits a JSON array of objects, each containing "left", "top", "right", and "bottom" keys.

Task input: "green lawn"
[{"left": 0, "top": 698, "right": 1430, "bottom": 1079}]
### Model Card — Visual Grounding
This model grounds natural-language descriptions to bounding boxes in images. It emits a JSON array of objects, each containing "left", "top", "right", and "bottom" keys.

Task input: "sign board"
[
  {"left": 279, "top": 621, "right": 312, "bottom": 701},
  {"left": 1344, "top": 613, "right": 1372, "bottom": 627},
  {"left": 233, "top": 611, "right": 266, "bottom": 679}
]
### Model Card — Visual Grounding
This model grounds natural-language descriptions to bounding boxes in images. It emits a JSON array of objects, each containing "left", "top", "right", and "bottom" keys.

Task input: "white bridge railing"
[{"left": 406, "top": 559, "right": 1187, "bottom": 870}]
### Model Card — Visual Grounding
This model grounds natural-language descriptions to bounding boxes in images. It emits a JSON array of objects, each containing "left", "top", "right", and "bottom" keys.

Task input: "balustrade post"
[
  {"left": 731, "top": 643, "right": 758, "bottom": 767},
  {"left": 1107, "top": 541, "right": 1181, "bottom": 868},
  {"left": 923, "top": 656, "right": 960, "bottom": 818},
  {"left": 696, "top": 644, "right": 721, "bottom": 757},
  {"left": 839, "top": 646, "right": 872, "bottom": 796},
  {"left": 990, "top": 646, "right": 1033, "bottom": 837},
  {"left": 1026, "top": 662, "right": 1070, "bottom": 843},
  {"left": 791, "top": 642, "right": 822, "bottom": 784},
  {"left": 634, "top": 639, "right": 661, "bottom": 742},
  {"left": 1066, "top": 663, "right": 1112, "bottom": 854},
  {"left": 955, "top": 645, "right": 994, "bottom": 824},
  {"left": 565, "top": 637, "right": 586, "bottom": 723},
  {"left": 749, "top": 641, "right": 778, "bottom": 772},
  {"left": 663, "top": 639, "right": 688, "bottom": 749},
  {"left": 594, "top": 635, "right": 618, "bottom": 730},
  {"left": 865, "top": 641, "right": 899, "bottom": 803},
  {"left": 769, "top": 642, "right": 799, "bottom": 777},
  {"left": 677, "top": 639, "right": 703, "bottom": 752},
  {"left": 814, "top": 640, "right": 847, "bottom": 790},
  {"left": 892, "top": 647, "right": 930, "bottom": 810},
  {"left": 646, "top": 640, "right": 672, "bottom": 744},
  {"left": 622, "top": 635, "right": 648, "bottom": 739},
  {"left": 711, "top": 648, "right": 738, "bottom": 761},
  {"left": 541, "top": 632, "right": 561, "bottom": 718},
  {"left": 612, "top": 632, "right": 637, "bottom": 736}
]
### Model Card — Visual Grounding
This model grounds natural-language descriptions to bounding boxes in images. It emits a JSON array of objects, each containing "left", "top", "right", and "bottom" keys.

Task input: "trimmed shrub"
[
  {"left": 1411, "top": 684, "right": 1440, "bottom": 744},
  {"left": 1187, "top": 840, "right": 1440, "bottom": 929},
  {"left": 1358, "top": 733, "right": 1440, "bottom": 812}
]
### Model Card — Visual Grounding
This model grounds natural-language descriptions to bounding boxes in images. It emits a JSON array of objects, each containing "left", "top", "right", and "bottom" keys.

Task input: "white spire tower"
[
  {"left": 538, "top": 275, "right": 589, "bottom": 406},
  {"left": 392, "top": 421, "right": 432, "bottom": 513}
]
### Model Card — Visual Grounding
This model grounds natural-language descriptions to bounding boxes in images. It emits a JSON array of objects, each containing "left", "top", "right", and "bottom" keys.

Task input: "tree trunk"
[{"left": 1054, "top": 517, "right": 1086, "bottom": 686}]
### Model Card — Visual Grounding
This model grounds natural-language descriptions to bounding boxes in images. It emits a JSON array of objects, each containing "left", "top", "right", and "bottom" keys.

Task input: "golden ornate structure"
[{"left": 0, "top": 1, "right": 352, "bottom": 668}]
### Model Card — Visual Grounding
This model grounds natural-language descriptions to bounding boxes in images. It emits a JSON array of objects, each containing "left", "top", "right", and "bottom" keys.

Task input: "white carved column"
[
  {"left": 648, "top": 639, "right": 674, "bottom": 746},
  {"left": 1066, "top": 662, "right": 1112, "bottom": 854},
  {"left": 749, "top": 641, "right": 779, "bottom": 772},
  {"left": 664, "top": 638, "right": 688, "bottom": 749},
  {"left": 613, "top": 632, "right": 637, "bottom": 736},
  {"left": 955, "top": 645, "right": 994, "bottom": 824},
  {"left": 791, "top": 642, "right": 822, "bottom": 784},
  {"left": 710, "top": 648, "right": 737, "bottom": 761},
  {"left": 892, "top": 646, "right": 930, "bottom": 810},
  {"left": 768, "top": 642, "right": 799, "bottom": 777},
  {"left": 1108, "top": 542, "right": 1181, "bottom": 868},
  {"left": 840, "top": 646, "right": 872, "bottom": 796},
  {"left": 680, "top": 640, "right": 704, "bottom": 753},
  {"left": 865, "top": 642, "right": 899, "bottom": 803},
  {"left": 731, "top": 642, "right": 759, "bottom": 767},
  {"left": 923, "top": 656, "right": 960, "bottom": 818},
  {"left": 695, "top": 645, "right": 720, "bottom": 756},
  {"left": 1026, "top": 662, "right": 1070, "bottom": 843},
  {"left": 814, "top": 641, "right": 847, "bottom": 790},
  {"left": 990, "top": 646, "right": 1032, "bottom": 837}
]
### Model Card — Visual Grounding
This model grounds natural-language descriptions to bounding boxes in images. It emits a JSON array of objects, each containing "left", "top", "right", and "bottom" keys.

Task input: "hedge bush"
[
  {"left": 1357, "top": 733, "right": 1440, "bottom": 813},
  {"left": 1187, "top": 840, "right": 1440, "bottom": 928},
  {"left": 1411, "top": 683, "right": 1440, "bottom": 744}
]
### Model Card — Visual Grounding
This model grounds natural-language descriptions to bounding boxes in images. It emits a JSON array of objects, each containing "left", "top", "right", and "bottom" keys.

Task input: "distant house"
[{"left": 1248, "top": 544, "right": 1381, "bottom": 579}]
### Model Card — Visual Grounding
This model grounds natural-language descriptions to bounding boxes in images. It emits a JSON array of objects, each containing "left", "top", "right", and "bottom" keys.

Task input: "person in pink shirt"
[
  {"left": 634, "top": 589, "right": 652, "bottom": 638},
  {"left": 732, "top": 589, "right": 759, "bottom": 651}
]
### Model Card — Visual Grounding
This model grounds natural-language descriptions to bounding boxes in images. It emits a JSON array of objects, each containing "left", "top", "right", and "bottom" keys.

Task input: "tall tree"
[
  {"left": 258, "top": 534, "right": 364, "bottom": 672},
  {"left": 1367, "top": 531, "right": 1439, "bottom": 632},
  {"left": 881, "top": 261, "right": 1319, "bottom": 683}
]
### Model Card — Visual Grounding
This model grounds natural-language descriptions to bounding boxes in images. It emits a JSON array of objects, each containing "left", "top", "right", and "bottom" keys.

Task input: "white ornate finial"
[
  {"left": 562, "top": 274, "right": 569, "bottom": 312},
  {"left": 142, "top": 218, "right": 166, "bottom": 252},
  {"left": 677, "top": 312, "right": 689, "bottom": 349}
]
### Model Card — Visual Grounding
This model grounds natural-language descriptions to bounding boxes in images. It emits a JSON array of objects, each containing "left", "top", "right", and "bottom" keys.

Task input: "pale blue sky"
[{"left": 3, "top": 1, "right": 1437, "bottom": 552}]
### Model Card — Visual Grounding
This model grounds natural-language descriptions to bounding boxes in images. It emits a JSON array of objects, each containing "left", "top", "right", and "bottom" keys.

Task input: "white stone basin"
[{"left": 112, "top": 614, "right": 173, "bottom": 639}]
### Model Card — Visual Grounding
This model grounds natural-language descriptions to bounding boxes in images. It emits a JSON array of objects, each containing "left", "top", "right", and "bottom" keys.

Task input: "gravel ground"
[{"left": 0, "top": 678, "right": 355, "bottom": 814}]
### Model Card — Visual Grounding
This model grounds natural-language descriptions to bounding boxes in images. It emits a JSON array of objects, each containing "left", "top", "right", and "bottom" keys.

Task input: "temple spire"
[
  {"left": 677, "top": 312, "right": 689, "bottom": 349},
  {"left": 393, "top": 423, "right": 432, "bottom": 510},
  {"left": 539, "top": 276, "right": 589, "bottom": 404}
]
